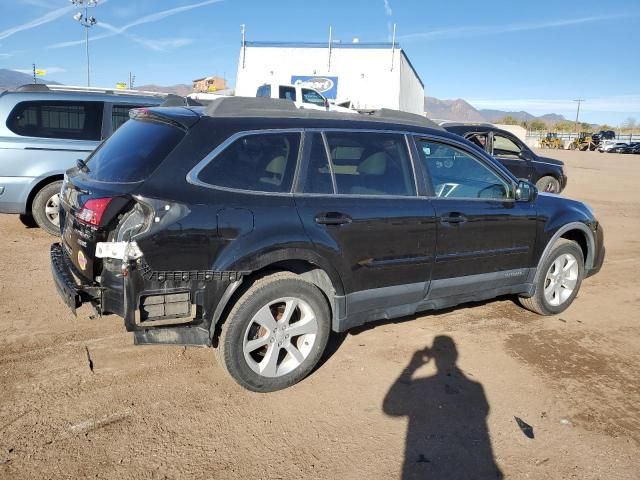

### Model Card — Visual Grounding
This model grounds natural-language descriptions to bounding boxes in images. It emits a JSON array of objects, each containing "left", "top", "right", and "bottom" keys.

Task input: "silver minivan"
[{"left": 0, "top": 84, "right": 164, "bottom": 235}]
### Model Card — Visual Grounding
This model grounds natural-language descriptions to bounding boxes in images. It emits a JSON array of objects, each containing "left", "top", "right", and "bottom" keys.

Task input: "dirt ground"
[{"left": 1, "top": 149, "right": 639, "bottom": 479}]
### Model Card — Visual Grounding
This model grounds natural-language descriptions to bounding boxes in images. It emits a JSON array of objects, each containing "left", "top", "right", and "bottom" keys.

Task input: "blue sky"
[{"left": 1, "top": 0, "right": 638, "bottom": 125}]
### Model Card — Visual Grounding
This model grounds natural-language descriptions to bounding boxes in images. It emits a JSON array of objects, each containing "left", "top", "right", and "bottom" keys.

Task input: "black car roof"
[{"left": 146, "top": 97, "right": 447, "bottom": 135}]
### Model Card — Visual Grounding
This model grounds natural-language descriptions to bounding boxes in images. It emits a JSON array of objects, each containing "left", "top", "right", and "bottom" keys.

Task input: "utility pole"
[
  {"left": 71, "top": 0, "right": 99, "bottom": 87},
  {"left": 573, "top": 99, "right": 585, "bottom": 134},
  {"left": 32, "top": 64, "right": 36, "bottom": 84},
  {"left": 128, "top": 72, "right": 135, "bottom": 90}
]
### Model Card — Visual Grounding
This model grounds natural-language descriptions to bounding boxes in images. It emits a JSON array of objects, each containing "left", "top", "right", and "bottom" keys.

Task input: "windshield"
[{"left": 85, "top": 118, "right": 184, "bottom": 183}]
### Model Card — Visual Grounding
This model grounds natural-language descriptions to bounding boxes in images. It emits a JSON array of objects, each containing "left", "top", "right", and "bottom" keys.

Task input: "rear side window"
[
  {"left": 323, "top": 132, "right": 416, "bottom": 196},
  {"left": 256, "top": 85, "right": 271, "bottom": 98},
  {"left": 111, "top": 104, "right": 149, "bottom": 133},
  {"left": 198, "top": 133, "right": 301, "bottom": 193},
  {"left": 7, "top": 100, "right": 103, "bottom": 140},
  {"left": 85, "top": 119, "right": 184, "bottom": 183}
]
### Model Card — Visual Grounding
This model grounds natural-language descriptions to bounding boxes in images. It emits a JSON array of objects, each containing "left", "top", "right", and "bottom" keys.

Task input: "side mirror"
[{"left": 515, "top": 180, "right": 537, "bottom": 202}]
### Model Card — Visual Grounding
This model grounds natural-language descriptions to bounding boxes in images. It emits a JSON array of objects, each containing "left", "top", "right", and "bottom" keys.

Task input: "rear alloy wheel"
[
  {"left": 519, "top": 239, "right": 584, "bottom": 315},
  {"left": 536, "top": 176, "right": 560, "bottom": 193},
  {"left": 216, "top": 272, "right": 330, "bottom": 392},
  {"left": 31, "top": 180, "right": 63, "bottom": 236}
]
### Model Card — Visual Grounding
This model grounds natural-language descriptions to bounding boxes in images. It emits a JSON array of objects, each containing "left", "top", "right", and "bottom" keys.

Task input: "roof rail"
[
  {"left": 201, "top": 97, "right": 444, "bottom": 131},
  {"left": 15, "top": 84, "right": 51, "bottom": 92},
  {"left": 45, "top": 84, "right": 168, "bottom": 97}
]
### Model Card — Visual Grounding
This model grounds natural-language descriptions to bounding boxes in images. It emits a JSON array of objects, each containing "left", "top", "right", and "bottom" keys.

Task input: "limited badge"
[{"left": 77, "top": 250, "right": 87, "bottom": 271}]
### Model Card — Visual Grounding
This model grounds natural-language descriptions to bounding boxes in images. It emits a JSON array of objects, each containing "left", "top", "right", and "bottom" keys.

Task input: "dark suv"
[
  {"left": 441, "top": 122, "right": 567, "bottom": 193},
  {"left": 51, "top": 98, "right": 604, "bottom": 392}
]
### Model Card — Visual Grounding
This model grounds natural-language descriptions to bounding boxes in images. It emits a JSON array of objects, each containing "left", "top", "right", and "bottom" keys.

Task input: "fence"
[{"left": 525, "top": 131, "right": 640, "bottom": 148}]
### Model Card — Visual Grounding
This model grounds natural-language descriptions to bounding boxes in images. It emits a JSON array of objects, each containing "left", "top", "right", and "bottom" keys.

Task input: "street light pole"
[
  {"left": 573, "top": 98, "right": 585, "bottom": 134},
  {"left": 71, "top": 0, "right": 99, "bottom": 87}
]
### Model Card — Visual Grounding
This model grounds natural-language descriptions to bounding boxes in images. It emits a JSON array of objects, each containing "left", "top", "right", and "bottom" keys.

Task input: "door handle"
[
  {"left": 314, "top": 212, "right": 352, "bottom": 226},
  {"left": 440, "top": 212, "right": 467, "bottom": 225}
]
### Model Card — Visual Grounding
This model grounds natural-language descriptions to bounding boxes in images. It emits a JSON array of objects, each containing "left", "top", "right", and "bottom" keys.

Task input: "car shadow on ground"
[{"left": 382, "top": 335, "right": 503, "bottom": 480}]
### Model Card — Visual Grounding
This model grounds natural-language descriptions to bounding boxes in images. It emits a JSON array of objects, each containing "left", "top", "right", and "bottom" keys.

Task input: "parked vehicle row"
[
  {"left": 604, "top": 142, "right": 640, "bottom": 154},
  {"left": 51, "top": 97, "right": 604, "bottom": 391},
  {"left": 0, "top": 84, "right": 164, "bottom": 234}
]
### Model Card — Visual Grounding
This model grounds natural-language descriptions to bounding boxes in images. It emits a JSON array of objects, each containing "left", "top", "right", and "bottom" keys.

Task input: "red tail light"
[{"left": 77, "top": 198, "right": 113, "bottom": 226}]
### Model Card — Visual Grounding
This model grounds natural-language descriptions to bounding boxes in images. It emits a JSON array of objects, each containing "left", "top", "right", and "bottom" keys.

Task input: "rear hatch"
[{"left": 60, "top": 108, "right": 196, "bottom": 281}]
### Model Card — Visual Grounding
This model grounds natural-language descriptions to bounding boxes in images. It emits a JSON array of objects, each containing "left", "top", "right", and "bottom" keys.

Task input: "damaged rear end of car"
[{"left": 51, "top": 105, "right": 234, "bottom": 346}]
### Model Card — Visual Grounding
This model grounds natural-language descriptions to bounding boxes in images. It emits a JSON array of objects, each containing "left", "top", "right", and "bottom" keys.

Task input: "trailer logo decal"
[{"left": 291, "top": 75, "right": 339, "bottom": 99}]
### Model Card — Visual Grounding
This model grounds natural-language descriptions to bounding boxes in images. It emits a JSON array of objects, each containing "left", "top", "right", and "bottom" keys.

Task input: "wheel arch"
[
  {"left": 209, "top": 251, "right": 345, "bottom": 340},
  {"left": 534, "top": 222, "right": 594, "bottom": 285},
  {"left": 24, "top": 174, "right": 64, "bottom": 214}
]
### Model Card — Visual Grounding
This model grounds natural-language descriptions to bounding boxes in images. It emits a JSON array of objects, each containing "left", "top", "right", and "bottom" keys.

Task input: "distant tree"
[
  {"left": 528, "top": 120, "right": 547, "bottom": 131},
  {"left": 599, "top": 124, "right": 614, "bottom": 131},
  {"left": 580, "top": 122, "right": 592, "bottom": 131},
  {"left": 553, "top": 121, "right": 575, "bottom": 132},
  {"left": 621, "top": 117, "right": 637, "bottom": 131},
  {"left": 499, "top": 115, "right": 520, "bottom": 125}
]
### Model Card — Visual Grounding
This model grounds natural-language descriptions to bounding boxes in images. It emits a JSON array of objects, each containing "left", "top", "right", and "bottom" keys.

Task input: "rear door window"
[
  {"left": 85, "top": 119, "right": 185, "bottom": 183},
  {"left": 198, "top": 132, "right": 301, "bottom": 193},
  {"left": 323, "top": 132, "right": 416, "bottom": 196},
  {"left": 7, "top": 100, "right": 103, "bottom": 140}
]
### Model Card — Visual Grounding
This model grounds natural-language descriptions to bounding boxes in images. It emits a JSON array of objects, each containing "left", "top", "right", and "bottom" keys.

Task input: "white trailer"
[{"left": 235, "top": 41, "right": 425, "bottom": 115}]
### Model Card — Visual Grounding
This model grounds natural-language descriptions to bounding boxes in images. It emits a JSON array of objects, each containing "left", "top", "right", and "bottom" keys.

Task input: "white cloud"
[
  {"left": 48, "top": 0, "right": 222, "bottom": 50},
  {"left": 383, "top": 0, "right": 392, "bottom": 17},
  {"left": 0, "top": 4, "right": 76, "bottom": 41},
  {"left": 400, "top": 14, "right": 637, "bottom": 41},
  {"left": 12, "top": 66, "right": 66, "bottom": 74}
]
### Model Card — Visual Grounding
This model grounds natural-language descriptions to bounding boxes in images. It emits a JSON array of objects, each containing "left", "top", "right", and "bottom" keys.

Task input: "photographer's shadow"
[{"left": 383, "top": 336, "right": 503, "bottom": 479}]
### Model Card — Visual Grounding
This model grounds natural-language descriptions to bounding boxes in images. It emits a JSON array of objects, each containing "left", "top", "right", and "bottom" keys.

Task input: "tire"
[
  {"left": 31, "top": 180, "right": 63, "bottom": 236},
  {"left": 216, "top": 272, "right": 331, "bottom": 392},
  {"left": 519, "top": 239, "right": 584, "bottom": 316},
  {"left": 536, "top": 176, "right": 561, "bottom": 193}
]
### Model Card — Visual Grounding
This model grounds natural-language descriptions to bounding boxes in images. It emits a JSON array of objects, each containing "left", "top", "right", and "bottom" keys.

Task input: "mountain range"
[
  {"left": 0, "top": 69, "right": 572, "bottom": 126},
  {"left": 424, "top": 97, "right": 569, "bottom": 125}
]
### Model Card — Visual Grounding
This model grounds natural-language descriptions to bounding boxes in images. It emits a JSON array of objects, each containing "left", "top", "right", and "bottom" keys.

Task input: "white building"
[{"left": 235, "top": 41, "right": 425, "bottom": 115}]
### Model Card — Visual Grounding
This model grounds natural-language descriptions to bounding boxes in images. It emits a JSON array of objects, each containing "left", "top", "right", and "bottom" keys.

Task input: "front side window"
[
  {"left": 301, "top": 89, "right": 326, "bottom": 107},
  {"left": 279, "top": 86, "right": 296, "bottom": 101},
  {"left": 417, "top": 139, "right": 511, "bottom": 200},
  {"left": 7, "top": 100, "right": 103, "bottom": 140},
  {"left": 492, "top": 134, "right": 521, "bottom": 158},
  {"left": 198, "top": 132, "right": 301, "bottom": 193},
  {"left": 323, "top": 132, "right": 415, "bottom": 196}
]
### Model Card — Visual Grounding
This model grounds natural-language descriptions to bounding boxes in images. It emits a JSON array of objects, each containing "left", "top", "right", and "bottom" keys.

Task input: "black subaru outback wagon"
[{"left": 51, "top": 98, "right": 604, "bottom": 392}]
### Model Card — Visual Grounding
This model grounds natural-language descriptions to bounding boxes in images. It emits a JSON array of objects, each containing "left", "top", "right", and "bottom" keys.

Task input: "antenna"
[
  {"left": 390, "top": 23, "right": 397, "bottom": 71},
  {"left": 328, "top": 26, "right": 333, "bottom": 71},
  {"left": 241, "top": 24, "right": 246, "bottom": 68}
]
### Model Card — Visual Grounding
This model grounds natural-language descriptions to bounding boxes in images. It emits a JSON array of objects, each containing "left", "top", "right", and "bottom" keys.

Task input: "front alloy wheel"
[
  {"left": 519, "top": 239, "right": 584, "bottom": 315},
  {"left": 543, "top": 253, "right": 579, "bottom": 306}
]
